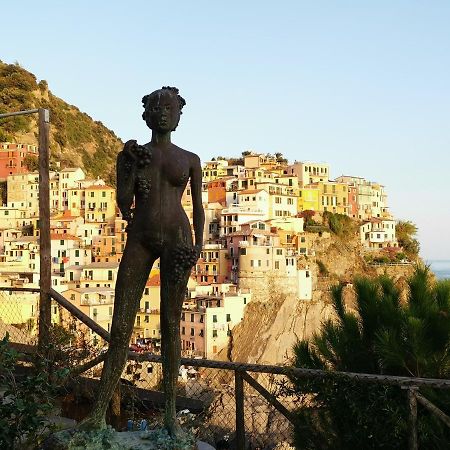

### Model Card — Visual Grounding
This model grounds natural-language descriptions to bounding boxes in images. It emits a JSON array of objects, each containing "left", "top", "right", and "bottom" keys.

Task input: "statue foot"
[
  {"left": 76, "top": 415, "right": 107, "bottom": 431},
  {"left": 165, "top": 420, "right": 186, "bottom": 439}
]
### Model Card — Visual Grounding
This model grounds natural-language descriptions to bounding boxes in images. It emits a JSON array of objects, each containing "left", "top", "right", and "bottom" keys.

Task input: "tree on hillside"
[
  {"left": 289, "top": 267, "right": 450, "bottom": 449},
  {"left": 396, "top": 220, "right": 420, "bottom": 258},
  {"left": 298, "top": 210, "right": 316, "bottom": 225},
  {"left": 23, "top": 154, "right": 39, "bottom": 172}
]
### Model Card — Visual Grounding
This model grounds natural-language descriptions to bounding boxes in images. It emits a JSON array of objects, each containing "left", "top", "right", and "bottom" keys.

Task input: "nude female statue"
[{"left": 80, "top": 86, "right": 204, "bottom": 437}]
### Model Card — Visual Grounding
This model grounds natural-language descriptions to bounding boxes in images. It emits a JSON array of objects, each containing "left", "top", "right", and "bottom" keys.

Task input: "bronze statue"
[{"left": 80, "top": 87, "right": 205, "bottom": 437}]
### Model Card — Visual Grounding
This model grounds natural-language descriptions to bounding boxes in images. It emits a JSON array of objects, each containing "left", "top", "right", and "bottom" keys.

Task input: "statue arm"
[
  {"left": 190, "top": 154, "right": 205, "bottom": 250},
  {"left": 116, "top": 140, "right": 137, "bottom": 223}
]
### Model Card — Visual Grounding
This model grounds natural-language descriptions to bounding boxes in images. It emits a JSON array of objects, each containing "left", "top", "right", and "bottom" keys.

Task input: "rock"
[
  {"left": 41, "top": 427, "right": 215, "bottom": 450},
  {"left": 197, "top": 442, "right": 215, "bottom": 450}
]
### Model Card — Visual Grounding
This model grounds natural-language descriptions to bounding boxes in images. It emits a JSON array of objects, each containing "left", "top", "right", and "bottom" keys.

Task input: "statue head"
[{"left": 142, "top": 86, "right": 186, "bottom": 132}]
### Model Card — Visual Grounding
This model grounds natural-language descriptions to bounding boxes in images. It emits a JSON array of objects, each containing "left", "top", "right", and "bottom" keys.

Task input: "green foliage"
[
  {"left": 23, "top": 154, "right": 39, "bottom": 171},
  {"left": 0, "top": 334, "right": 56, "bottom": 449},
  {"left": 316, "top": 260, "right": 329, "bottom": 276},
  {"left": 323, "top": 211, "right": 354, "bottom": 236},
  {"left": 0, "top": 60, "right": 122, "bottom": 184},
  {"left": 290, "top": 267, "right": 450, "bottom": 449},
  {"left": 396, "top": 221, "right": 420, "bottom": 258}
]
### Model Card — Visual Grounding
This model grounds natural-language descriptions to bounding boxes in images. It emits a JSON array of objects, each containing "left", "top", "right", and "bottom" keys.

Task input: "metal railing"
[{"left": 2, "top": 285, "right": 450, "bottom": 449}]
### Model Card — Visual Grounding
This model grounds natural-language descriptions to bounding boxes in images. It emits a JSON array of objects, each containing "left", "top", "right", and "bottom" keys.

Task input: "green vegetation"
[
  {"left": 396, "top": 220, "right": 420, "bottom": 259},
  {"left": 316, "top": 260, "right": 329, "bottom": 276},
  {"left": 0, "top": 335, "right": 56, "bottom": 449},
  {"left": 323, "top": 211, "right": 355, "bottom": 236},
  {"left": 289, "top": 267, "right": 450, "bottom": 449},
  {"left": 0, "top": 60, "right": 122, "bottom": 184}
]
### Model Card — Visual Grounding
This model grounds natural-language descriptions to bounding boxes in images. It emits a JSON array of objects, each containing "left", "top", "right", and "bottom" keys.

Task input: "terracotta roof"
[
  {"left": 85, "top": 185, "right": 114, "bottom": 190},
  {"left": 238, "top": 189, "right": 265, "bottom": 194},
  {"left": 83, "top": 262, "right": 119, "bottom": 269},
  {"left": 146, "top": 274, "right": 161, "bottom": 287},
  {"left": 50, "top": 233, "right": 81, "bottom": 241}
]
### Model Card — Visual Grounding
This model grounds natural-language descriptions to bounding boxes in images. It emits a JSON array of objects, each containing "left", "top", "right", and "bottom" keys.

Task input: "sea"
[{"left": 427, "top": 260, "right": 450, "bottom": 281}]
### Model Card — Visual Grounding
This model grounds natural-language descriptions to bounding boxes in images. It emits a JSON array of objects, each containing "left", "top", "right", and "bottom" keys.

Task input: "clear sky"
[{"left": 1, "top": 1, "right": 449, "bottom": 259}]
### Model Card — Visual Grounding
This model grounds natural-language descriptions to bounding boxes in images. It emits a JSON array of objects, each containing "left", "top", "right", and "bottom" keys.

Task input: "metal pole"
[
  {"left": 38, "top": 108, "right": 51, "bottom": 354},
  {"left": 0, "top": 109, "right": 39, "bottom": 119},
  {"left": 408, "top": 387, "right": 418, "bottom": 450},
  {"left": 235, "top": 370, "right": 245, "bottom": 450}
]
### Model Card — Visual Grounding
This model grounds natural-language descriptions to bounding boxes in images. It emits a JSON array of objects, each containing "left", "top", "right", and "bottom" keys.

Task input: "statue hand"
[{"left": 123, "top": 139, "right": 138, "bottom": 161}]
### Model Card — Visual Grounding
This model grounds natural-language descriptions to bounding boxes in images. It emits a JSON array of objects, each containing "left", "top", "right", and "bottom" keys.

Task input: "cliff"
[
  {"left": 0, "top": 61, "right": 122, "bottom": 184},
  {"left": 226, "top": 230, "right": 415, "bottom": 365}
]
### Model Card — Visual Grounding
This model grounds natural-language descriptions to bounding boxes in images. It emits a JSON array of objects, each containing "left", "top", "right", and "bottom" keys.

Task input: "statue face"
[{"left": 144, "top": 90, "right": 181, "bottom": 132}]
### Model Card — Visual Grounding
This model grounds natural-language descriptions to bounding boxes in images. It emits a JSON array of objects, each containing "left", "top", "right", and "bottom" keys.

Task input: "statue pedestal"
[{"left": 41, "top": 427, "right": 215, "bottom": 450}]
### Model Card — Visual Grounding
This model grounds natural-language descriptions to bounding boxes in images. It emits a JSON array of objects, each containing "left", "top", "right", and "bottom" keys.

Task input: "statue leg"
[
  {"left": 160, "top": 248, "right": 192, "bottom": 437},
  {"left": 79, "top": 239, "right": 155, "bottom": 430}
]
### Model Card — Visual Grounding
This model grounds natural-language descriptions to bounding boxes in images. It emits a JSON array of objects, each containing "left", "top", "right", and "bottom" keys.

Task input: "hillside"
[{"left": 0, "top": 61, "right": 122, "bottom": 184}]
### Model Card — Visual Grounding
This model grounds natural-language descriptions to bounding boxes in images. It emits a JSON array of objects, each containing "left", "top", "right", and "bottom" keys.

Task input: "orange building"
[{"left": 0, "top": 143, "right": 38, "bottom": 180}]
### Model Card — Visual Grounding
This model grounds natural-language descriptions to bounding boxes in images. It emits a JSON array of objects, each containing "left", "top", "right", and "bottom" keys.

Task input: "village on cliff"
[{"left": 0, "top": 144, "right": 403, "bottom": 362}]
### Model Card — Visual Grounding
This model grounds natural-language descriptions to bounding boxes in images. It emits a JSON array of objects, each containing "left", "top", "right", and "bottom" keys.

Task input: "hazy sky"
[{"left": 1, "top": 1, "right": 449, "bottom": 259}]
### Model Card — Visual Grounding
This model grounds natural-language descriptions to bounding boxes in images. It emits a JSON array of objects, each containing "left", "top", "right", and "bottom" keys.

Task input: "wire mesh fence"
[
  {"left": 0, "top": 289, "right": 39, "bottom": 346},
  {"left": 3, "top": 285, "right": 450, "bottom": 449}
]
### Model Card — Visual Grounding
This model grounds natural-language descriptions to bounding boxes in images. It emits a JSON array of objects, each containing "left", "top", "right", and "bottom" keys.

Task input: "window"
[
  {"left": 275, "top": 261, "right": 280, "bottom": 270},
  {"left": 212, "top": 330, "right": 218, "bottom": 338},
  {"left": 191, "top": 314, "right": 195, "bottom": 322},
  {"left": 213, "top": 315, "right": 217, "bottom": 323},
  {"left": 276, "top": 249, "right": 283, "bottom": 255},
  {"left": 226, "top": 314, "right": 231, "bottom": 322},
  {"left": 182, "top": 327, "right": 185, "bottom": 335},
  {"left": 108, "top": 270, "right": 113, "bottom": 281},
  {"left": 190, "top": 328, "right": 195, "bottom": 336}
]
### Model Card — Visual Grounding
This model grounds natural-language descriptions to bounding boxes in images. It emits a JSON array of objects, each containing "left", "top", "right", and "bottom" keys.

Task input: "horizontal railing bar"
[
  {"left": 9, "top": 287, "right": 450, "bottom": 390},
  {"left": 0, "top": 109, "right": 39, "bottom": 118},
  {"left": 0, "top": 286, "right": 41, "bottom": 293},
  {"left": 50, "top": 288, "right": 110, "bottom": 342},
  {"left": 128, "top": 352, "right": 450, "bottom": 389}
]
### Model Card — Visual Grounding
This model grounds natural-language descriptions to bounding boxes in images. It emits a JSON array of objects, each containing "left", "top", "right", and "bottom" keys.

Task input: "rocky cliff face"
[
  {"left": 0, "top": 61, "right": 122, "bottom": 184},
  {"left": 227, "top": 231, "right": 415, "bottom": 365}
]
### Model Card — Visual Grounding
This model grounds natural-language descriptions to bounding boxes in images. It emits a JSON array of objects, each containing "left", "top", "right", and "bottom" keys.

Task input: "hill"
[{"left": 0, "top": 61, "right": 122, "bottom": 184}]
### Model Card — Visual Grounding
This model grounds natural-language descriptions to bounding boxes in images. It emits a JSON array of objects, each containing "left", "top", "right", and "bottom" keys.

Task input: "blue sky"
[{"left": 1, "top": 1, "right": 449, "bottom": 259}]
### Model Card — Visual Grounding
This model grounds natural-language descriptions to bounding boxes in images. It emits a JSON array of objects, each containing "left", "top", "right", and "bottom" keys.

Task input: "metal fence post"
[
  {"left": 408, "top": 386, "right": 419, "bottom": 450},
  {"left": 235, "top": 369, "right": 245, "bottom": 450},
  {"left": 38, "top": 108, "right": 51, "bottom": 354}
]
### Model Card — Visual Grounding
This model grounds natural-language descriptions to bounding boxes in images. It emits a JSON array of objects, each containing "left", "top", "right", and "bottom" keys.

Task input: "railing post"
[
  {"left": 38, "top": 108, "right": 51, "bottom": 354},
  {"left": 408, "top": 386, "right": 418, "bottom": 450},
  {"left": 235, "top": 369, "right": 245, "bottom": 450}
]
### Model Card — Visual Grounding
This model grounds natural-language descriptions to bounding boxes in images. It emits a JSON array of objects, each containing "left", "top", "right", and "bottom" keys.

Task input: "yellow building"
[
  {"left": 317, "top": 181, "right": 349, "bottom": 215},
  {"left": 298, "top": 186, "right": 320, "bottom": 212},
  {"left": 134, "top": 274, "right": 161, "bottom": 343},
  {"left": 84, "top": 185, "right": 116, "bottom": 223},
  {"left": 202, "top": 160, "right": 229, "bottom": 183},
  {"left": 64, "top": 287, "right": 115, "bottom": 341}
]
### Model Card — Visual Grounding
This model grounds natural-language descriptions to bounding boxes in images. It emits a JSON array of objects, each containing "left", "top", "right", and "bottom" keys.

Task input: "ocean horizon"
[{"left": 427, "top": 260, "right": 450, "bottom": 280}]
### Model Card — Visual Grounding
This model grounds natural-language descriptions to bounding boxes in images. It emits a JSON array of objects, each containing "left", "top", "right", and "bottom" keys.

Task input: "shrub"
[
  {"left": 289, "top": 267, "right": 450, "bottom": 449},
  {"left": 0, "top": 335, "right": 56, "bottom": 449}
]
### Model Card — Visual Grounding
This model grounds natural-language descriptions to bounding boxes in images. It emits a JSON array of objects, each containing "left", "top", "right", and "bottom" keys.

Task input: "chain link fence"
[{"left": 3, "top": 286, "right": 450, "bottom": 449}]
